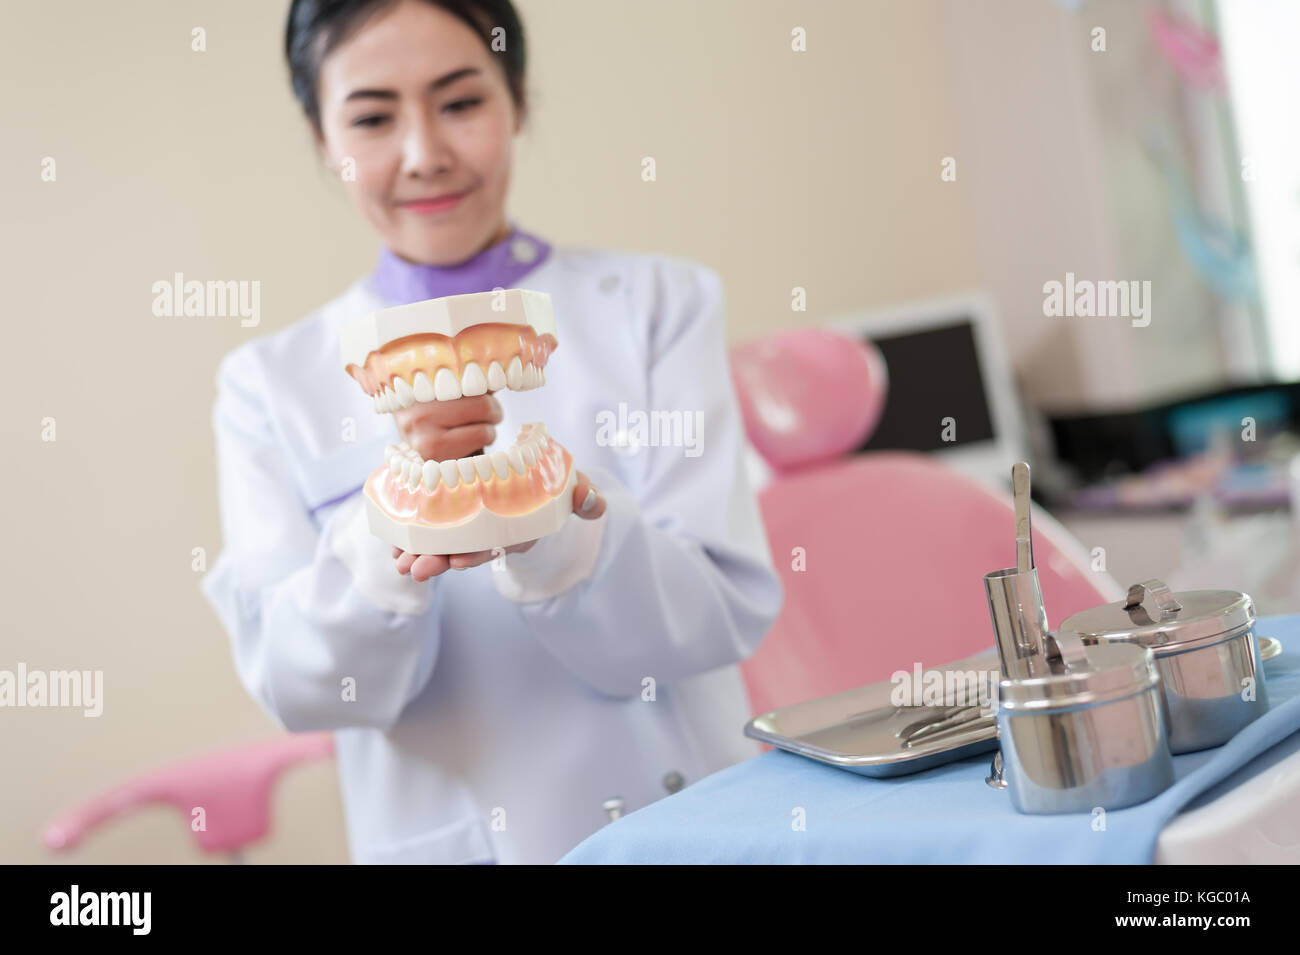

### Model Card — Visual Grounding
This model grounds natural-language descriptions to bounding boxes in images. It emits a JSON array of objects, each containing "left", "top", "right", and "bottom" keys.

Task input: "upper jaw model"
[{"left": 341, "top": 288, "right": 577, "bottom": 555}]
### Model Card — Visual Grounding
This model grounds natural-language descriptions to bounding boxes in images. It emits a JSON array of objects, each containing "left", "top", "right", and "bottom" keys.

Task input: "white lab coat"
[{"left": 201, "top": 244, "right": 783, "bottom": 864}]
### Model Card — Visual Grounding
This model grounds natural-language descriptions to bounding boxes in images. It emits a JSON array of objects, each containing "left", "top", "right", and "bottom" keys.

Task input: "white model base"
[{"left": 363, "top": 465, "right": 578, "bottom": 555}]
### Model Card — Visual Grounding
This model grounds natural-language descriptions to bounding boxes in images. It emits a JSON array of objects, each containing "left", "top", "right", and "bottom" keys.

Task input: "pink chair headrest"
[{"left": 730, "top": 328, "right": 887, "bottom": 471}]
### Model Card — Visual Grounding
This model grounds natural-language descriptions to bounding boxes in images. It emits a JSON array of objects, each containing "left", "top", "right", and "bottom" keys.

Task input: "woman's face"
[{"left": 314, "top": 0, "right": 520, "bottom": 265}]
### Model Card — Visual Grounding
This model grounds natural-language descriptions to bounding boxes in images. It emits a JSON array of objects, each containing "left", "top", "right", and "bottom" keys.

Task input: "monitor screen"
[{"left": 855, "top": 320, "right": 996, "bottom": 453}]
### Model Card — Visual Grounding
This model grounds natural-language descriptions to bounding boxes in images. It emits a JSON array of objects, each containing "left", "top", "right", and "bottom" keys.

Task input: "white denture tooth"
[
  {"left": 408, "top": 468, "right": 423, "bottom": 490},
  {"left": 385, "top": 443, "right": 399, "bottom": 461},
  {"left": 473, "top": 454, "right": 494, "bottom": 482},
  {"left": 422, "top": 460, "right": 441, "bottom": 490},
  {"left": 539, "top": 367, "right": 546, "bottom": 386},
  {"left": 399, "top": 441, "right": 411, "bottom": 453},
  {"left": 400, "top": 460, "right": 413, "bottom": 483},
  {"left": 412, "top": 371, "right": 435, "bottom": 403},
  {"left": 487, "top": 360, "right": 507, "bottom": 391},
  {"left": 525, "top": 363, "right": 539, "bottom": 389},
  {"left": 439, "top": 459, "right": 460, "bottom": 488},
  {"left": 434, "top": 367, "right": 462, "bottom": 401},
  {"left": 506, "top": 355, "right": 524, "bottom": 390},
  {"left": 405, "top": 446, "right": 420, "bottom": 461},
  {"left": 490, "top": 451, "right": 511, "bottom": 479},
  {"left": 372, "top": 393, "right": 382, "bottom": 413},
  {"left": 520, "top": 445, "right": 536, "bottom": 468},
  {"left": 457, "top": 458, "right": 477, "bottom": 484},
  {"left": 388, "top": 455, "right": 403, "bottom": 475},
  {"left": 382, "top": 390, "right": 394, "bottom": 413},
  {"left": 393, "top": 376, "right": 415, "bottom": 408},
  {"left": 506, "top": 447, "right": 525, "bottom": 475},
  {"left": 460, "top": 362, "right": 488, "bottom": 397}
]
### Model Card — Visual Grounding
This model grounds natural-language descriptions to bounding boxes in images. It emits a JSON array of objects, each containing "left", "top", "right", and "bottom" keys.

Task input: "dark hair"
[{"left": 285, "top": 0, "right": 528, "bottom": 131}]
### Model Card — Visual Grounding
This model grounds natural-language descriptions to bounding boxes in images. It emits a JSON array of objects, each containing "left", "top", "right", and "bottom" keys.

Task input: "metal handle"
[
  {"left": 1013, "top": 462, "right": 1034, "bottom": 573},
  {"left": 1046, "top": 629, "right": 1090, "bottom": 670},
  {"left": 1124, "top": 579, "right": 1183, "bottom": 616}
]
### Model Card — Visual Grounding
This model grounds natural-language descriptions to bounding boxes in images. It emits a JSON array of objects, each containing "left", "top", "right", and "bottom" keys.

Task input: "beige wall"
[{"left": 0, "top": 0, "right": 1233, "bottom": 863}]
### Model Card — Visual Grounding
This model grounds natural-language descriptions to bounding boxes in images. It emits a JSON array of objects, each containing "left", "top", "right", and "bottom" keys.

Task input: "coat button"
[
  {"left": 510, "top": 237, "right": 538, "bottom": 264},
  {"left": 602, "top": 797, "right": 626, "bottom": 822}
]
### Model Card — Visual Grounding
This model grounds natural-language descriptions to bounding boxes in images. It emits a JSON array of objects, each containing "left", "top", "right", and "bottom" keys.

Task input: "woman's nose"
[{"left": 401, "top": 110, "right": 453, "bottom": 177}]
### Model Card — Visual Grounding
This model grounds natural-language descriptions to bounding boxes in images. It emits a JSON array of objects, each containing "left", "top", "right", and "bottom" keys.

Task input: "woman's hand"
[
  {"left": 394, "top": 470, "right": 607, "bottom": 582},
  {"left": 392, "top": 393, "right": 503, "bottom": 463}
]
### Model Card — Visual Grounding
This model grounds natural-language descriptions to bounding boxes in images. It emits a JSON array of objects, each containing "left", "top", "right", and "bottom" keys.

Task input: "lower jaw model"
[{"left": 340, "top": 289, "right": 576, "bottom": 555}]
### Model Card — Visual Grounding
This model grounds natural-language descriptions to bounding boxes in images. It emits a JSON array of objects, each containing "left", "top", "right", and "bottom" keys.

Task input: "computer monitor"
[{"left": 827, "top": 292, "right": 1025, "bottom": 483}]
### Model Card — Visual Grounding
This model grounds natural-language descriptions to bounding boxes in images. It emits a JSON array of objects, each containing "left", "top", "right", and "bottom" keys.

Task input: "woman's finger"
[
  {"left": 395, "top": 393, "right": 503, "bottom": 430},
  {"left": 412, "top": 422, "right": 498, "bottom": 462},
  {"left": 395, "top": 551, "right": 418, "bottom": 575},
  {"left": 572, "top": 470, "right": 606, "bottom": 520},
  {"left": 448, "top": 550, "right": 494, "bottom": 570},
  {"left": 410, "top": 554, "right": 451, "bottom": 581}
]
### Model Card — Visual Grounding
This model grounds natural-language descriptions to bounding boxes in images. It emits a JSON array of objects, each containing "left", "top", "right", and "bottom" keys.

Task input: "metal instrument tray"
[
  {"left": 744, "top": 639, "right": 1282, "bottom": 779},
  {"left": 744, "top": 650, "right": 1001, "bottom": 777}
]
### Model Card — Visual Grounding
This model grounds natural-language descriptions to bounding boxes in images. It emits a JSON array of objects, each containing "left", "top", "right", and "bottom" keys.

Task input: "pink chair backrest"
[
  {"left": 728, "top": 327, "right": 1116, "bottom": 717},
  {"left": 740, "top": 452, "right": 1117, "bottom": 717},
  {"left": 43, "top": 733, "right": 335, "bottom": 855}
]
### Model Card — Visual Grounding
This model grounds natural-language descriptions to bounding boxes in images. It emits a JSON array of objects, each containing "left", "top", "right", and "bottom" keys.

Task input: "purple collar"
[{"left": 369, "top": 220, "right": 553, "bottom": 305}]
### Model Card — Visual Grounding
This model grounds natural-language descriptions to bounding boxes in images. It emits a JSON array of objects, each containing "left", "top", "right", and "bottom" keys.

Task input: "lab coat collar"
[{"left": 370, "top": 219, "right": 553, "bottom": 305}]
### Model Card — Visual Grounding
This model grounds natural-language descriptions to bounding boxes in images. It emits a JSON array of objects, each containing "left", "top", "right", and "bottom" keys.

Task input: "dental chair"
[
  {"left": 43, "top": 327, "right": 1114, "bottom": 861},
  {"left": 728, "top": 327, "right": 1119, "bottom": 717}
]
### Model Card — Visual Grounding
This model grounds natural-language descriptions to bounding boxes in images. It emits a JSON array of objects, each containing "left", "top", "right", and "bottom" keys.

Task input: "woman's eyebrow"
[{"left": 344, "top": 67, "right": 482, "bottom": 103}]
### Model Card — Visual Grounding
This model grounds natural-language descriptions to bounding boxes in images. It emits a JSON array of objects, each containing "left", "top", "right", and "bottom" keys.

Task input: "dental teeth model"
[{"left": 341, "top": 288, "right": 577, "bottom": 555}]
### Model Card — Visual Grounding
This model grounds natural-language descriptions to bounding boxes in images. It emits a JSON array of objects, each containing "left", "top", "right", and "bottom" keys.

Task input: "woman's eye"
[
  {"left": 352, "top": 115, "right": 390, "bottom": 129},
  {"left": 444, "top": 98, "right": 482, "bottom": 114}
]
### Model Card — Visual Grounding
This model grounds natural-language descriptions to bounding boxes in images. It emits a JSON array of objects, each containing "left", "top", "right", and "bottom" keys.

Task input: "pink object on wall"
[
  {"left": 731, "top": 328, "right": 887, "bottom": 472},
  {"left": 1148, "top": 9, "right": 1225, "bottom": 93},
  {"left": 43, "top": 733, "right": 335, "bottom": 855}
]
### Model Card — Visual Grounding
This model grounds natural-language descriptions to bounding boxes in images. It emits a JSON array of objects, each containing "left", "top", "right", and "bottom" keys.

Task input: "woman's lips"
[{"left": 399, "top": 191, "right": 469, "bottom": 215}]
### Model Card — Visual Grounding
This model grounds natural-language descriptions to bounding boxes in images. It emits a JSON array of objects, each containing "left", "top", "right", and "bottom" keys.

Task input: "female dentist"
[{"left": 202, "top": 0, "right": 783, "bottom": 865}]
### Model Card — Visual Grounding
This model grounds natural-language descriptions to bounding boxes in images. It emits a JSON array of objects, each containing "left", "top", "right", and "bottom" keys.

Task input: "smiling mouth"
[{"left": 399, "top": 190, "right": 470, "bottom": 213}]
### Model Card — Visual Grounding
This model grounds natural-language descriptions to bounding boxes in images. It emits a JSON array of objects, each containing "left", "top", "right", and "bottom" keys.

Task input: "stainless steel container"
[
  {"left": 997, "top": 642, "right": 1175, "bottom": 813},
  {"left": 1058, "top": 579, "right": 1269, "bottom": 754}
]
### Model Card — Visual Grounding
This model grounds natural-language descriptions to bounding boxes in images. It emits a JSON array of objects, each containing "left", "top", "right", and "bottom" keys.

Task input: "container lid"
[
  {"left": 1057, "top": 578, "right": 1255, "bottom": 653},
  {"left": 999, "top": 643, "right": 1158, "bottom": 711}
]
